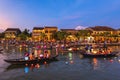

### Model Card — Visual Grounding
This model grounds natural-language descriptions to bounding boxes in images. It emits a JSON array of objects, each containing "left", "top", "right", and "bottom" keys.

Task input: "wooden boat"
[
  {"left": 81, "top": 48, "right": 118, "bottom": 58},
  {"left": 4, "top": 55, "right": 58, "bottom": 65},
  {"left": 81, "top": 52, "right": 117, "bottom": 58},
  {"left": 81, "top": 46, "right": 119, "bottom": 58},
  {"left": 0, "top": 48, "right": 3, "bottom": 52},
  {"left": 5, "top": 58, "right": 58, "bottom": 71}
]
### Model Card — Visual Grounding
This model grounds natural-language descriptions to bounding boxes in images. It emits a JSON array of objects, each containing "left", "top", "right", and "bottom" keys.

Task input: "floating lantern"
[
  {"left": 44, "top": 61, "right": 47, "bottom": 64},
  {"left": 93, "top": 51, "right": 97, "bottom": 54},
  {"left": 25, "top": 64, "right": 28, "bottom": 66},
  {"left": 110, "top": 59, "right": 113, "bottom": 63},
  {"left": 24, "top": 67, "right": 29, "bottom": 73},
  {"left": 65, "top": 61, "right": 68, "bottom": 64},
  {"left": 118, "top": 59, "right": 120, "bottom": 63},
  {"left": 70, "top": 60, "right": 74, "bottom": 64},
  {"left": 35, "top": 64, "right": 40, "bottom": 68},
  {"left": 68, "top": 48, "right": 72, "bottom": 51}
]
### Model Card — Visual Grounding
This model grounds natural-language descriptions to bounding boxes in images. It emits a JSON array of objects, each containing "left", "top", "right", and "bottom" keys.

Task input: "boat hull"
[
  {"left": 81, "top": 53, "right": 116, "bottom": 58},
  {"left": 4, "top": 55, "right": 58, "bottom": 65}
]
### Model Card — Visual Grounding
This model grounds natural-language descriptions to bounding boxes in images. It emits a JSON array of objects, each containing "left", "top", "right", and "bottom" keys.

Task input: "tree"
[
  {"left": 77, "top": 30, "right": 91, "bottom": 41},
  {"left": 40, "top": 32, "right": 46, "bottom": 41},
  {"left": 18, "top": 29, "right": 30, "bottom": 40},
  {"left": 22, "top": 29, "right": 30, "bottom": 37},
  {"left": 103, "top": 32, "right": 110, "bottom": 37},
  {"left": 52, "top": 31, "right": 68, "bottom": 41},
  {"left": 18, "top": 33, "right": 27, "bottom": 40},
  {"left": 0, "top": 32, "right": 5, "bottom": 38},
  {"left": 75, "top": 33, "right": 79, "bottom": 40}
]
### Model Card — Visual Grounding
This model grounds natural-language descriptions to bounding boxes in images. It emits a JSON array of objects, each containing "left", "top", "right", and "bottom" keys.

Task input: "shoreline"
[{"left": 1, "top": 43, "right": 120, "bottom": 47}]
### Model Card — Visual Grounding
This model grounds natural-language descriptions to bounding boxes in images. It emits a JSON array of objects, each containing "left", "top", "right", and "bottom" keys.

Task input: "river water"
[{"left": 0, "top": 45, "right": 120, "bottom": 80}]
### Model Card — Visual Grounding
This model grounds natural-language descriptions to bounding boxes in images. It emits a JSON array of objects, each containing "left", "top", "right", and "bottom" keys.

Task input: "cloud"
[{"left": 75, "top": 25, "right": 87, "bottom": 30}]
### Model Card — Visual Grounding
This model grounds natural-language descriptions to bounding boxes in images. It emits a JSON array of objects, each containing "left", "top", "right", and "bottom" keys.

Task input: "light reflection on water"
[{"left": 0, "top": 45, "right": 120, "bottom": 80}]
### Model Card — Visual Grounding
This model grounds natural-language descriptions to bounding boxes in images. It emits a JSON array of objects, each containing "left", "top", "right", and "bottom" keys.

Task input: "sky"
[{"left": 0, "top": 0, "right": 120, "bottom": 32}]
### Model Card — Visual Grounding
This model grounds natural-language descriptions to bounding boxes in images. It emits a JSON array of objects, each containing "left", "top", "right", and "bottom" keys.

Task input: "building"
[
  {"left": 60, "top": 29, "right": 78, "bottom": 35},
  {"left": 60, "top": 29, "right": 78, "bottom": 41},
  {"left": 32, "top": 26, "right": 58, "bottom": 41},
  {"left": 4, "top": 28, "right": 21, "bottom": 39},
  {"left": 117, "top": 29, "right": 120, "bottom": 36},
  {"left": 86, "top": 26, "right": 119, "bottom": 42},
  {"left": 32, "top": 27, "right": 44, "bottom": 41},
  {"left": 116, "top": 29, "right": 120, "bottom": 42},
  {"left": 44, "top": 26, "right": 58, "bottom": 41}
]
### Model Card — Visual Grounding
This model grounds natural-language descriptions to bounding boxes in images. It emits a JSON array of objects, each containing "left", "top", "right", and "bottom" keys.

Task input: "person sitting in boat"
[
  {"left": 39, "top": 54, "right": 44, "bottom": 59},
  {"left": 99, "top": 48, "right": 102, "bottom": 54},
  {"left": 44, "top": 50, "right": 47, "bottom": 58},
  {"left": 44, "top": 50, "right": 50, "bottom": 58},
  {"left": 103, "top": 41, "right": 108, "bottom": 50},
  {"left": 89, "top": 45, "right": 92, "bottom": 52},
  {"left": 24, "top": 52, "right": 29, "bottom": 60},
  {"left": 46, "top": 51, "right": 50, "bottom": 58},
  {"left": 34, "top": 49, "right": 38, "bottom": 59},
  {"left": 107, "top": 48, "right": 111, "bottom": 54},
  {"left": 37, "top": 50, "right": 41, "bottom": 59},
  {"left": 87, "top": 44, "right": 92, "bottom": 52},
  {"left": 44, "top": 45, "right": 47, "bottom": 49},
  {"left": 29, "top": 52, "right": 35, "bottom": 60},
  {"left": 85, "top": 44, "right": 89, "bottom": 51}
]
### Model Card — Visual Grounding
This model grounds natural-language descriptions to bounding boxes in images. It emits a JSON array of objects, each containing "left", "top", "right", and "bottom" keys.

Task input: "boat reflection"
[
  {"left": 24, "top": 66, "right": 29, "bottom": 73},
  {"left": 92, "top": 58, "right": 98, "bottom": 70},
  {"left": 5, "top": 47, "right": 58, "bottom": 71},
  {"left": 5, "top": 60, "right": 54, "bottom": 73}
]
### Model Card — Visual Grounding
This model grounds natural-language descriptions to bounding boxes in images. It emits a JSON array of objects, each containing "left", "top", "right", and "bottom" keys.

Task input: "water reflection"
[
  {"left": 92, "top": 58, "right": 98, "bottom": 70},
  {"left": 24, "top": 66, "right": 29, "bottom": 73},
  {"left": 0, "top": 45, "right": 120, "bottom": 80},
  {"left": 6, "top": 61, "right": 51, "bottom": 73}
]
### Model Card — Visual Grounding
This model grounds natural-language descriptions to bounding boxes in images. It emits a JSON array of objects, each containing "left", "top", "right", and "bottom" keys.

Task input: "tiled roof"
[
  {"left": 33, "top": 27, "right": 44, "bottom": 30},
  {"left": 44, "top": 26, "right": 58, "bottom": 28},
  {"left": 88, "top": 26, "right": 115, "bottom": 31},
  {"left": 5, "top": 28, "right": 21, "bottom": 32}
]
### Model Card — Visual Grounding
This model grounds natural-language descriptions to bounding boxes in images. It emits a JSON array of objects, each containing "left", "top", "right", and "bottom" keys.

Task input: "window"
[{"left": 45, "top": 30, "right": 48, "bottom": 33}]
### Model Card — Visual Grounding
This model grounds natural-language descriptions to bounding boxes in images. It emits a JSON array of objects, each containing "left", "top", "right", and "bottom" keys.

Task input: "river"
[{"left": 0, "top": 45, "right": 120, "bottom": 80}]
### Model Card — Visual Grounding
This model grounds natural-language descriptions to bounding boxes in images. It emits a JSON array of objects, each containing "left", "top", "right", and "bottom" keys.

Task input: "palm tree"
[
  {"left": 77, "top": 30, "right": 91, "bottom": 42},
  {"left": 40, "top": 32, "right": 46, "bottom": 41},
  {"left": 18, "top": 29, "right": 30, "bottom": 40},
  {"left": 0, "top": 32, "right": 5, "bottom": 38},
  {"left": 103, "top": 32, "right": 110, "bottom": 42},
  {"left": 52, "top": 31, "right": 68, "bottom": 41},
  {"left": 23, "top": 29, "right": 30, "bottom": 37},
  {"left": 75, "top": 33, "right": 79, "bottom": 40},
  {"left": 18, "top": 33, "right": 27, "bottom": 40}
]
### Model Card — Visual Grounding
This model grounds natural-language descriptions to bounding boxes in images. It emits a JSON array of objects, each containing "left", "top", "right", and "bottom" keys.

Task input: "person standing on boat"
[
  {"left": 34, "top": 49, "right": 38, "bottom": 59},
  {"left": 29, "top": 53, "right": 33, "bottom": 60},
  {"left": 37, "top": 50, "right": 41, "bottom": 59},
  {"left": 85, "top": 44, "right": 89, "bottom": 51},
  {"left": 44, "top": 50, "right": 47, "bottom": 58},
  {"left": 103, "top": 41, "right": 107, "bottom": 50},
  {"left": 89, "top": 45, "right": 92, "bottom": 52},
  {"left": 44, "top": 50, "right": 50, "bottom": 58}
]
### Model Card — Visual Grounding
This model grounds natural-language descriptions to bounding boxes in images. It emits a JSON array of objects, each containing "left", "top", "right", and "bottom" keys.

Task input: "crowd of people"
[
  {"left": 85, "top": 42, "right": 112, "bottom": 55},
  {"left": 24, "top": 49, "right": 51, "bottom": 60}
]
